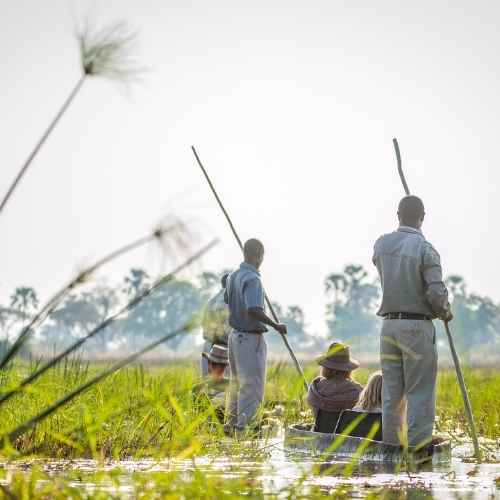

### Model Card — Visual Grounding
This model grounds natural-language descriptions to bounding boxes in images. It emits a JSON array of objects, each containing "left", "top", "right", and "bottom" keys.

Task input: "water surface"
[{"left": 1, "top": 430, "right": 499, "bottom": 498}]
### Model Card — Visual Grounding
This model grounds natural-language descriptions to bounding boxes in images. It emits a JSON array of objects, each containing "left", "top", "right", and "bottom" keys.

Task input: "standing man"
[
  {"left": 225, "top": 238, "right": 287, "bottom": 433},
  {"left": 201, "top": 273, "right": 231, "bottom": 376},
  {"left": 373, "top": 195, "right": 452, "bottom": 449}
]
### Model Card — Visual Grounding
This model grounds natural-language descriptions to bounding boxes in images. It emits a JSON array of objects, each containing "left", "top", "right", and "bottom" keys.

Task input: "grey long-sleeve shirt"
[{"left": 373, "top": 226, "right": 450, "bottom": 318}]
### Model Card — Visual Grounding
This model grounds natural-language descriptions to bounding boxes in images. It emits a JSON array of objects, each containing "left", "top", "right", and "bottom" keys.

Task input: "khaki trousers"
[
  {"left": 380, "top": 319, "right": 437, "bottom": 448},
  {"left": 228, "top": 331, "right": 267, "bottom": 430}
]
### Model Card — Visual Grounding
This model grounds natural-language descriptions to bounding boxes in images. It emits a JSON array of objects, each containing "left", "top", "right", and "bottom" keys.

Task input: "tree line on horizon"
[{"left": 1, "top": 265, "right": 498, "bottom": 361}]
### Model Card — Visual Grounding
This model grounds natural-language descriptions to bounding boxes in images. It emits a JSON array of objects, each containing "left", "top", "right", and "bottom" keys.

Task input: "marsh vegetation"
[{"left": 0, "top": 362, "right": 498, "bottom": 498}]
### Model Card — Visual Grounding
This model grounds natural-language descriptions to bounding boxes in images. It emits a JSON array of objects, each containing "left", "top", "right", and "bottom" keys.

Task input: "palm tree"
[
  {"left": 0, "top": 217, "right": 192, "bottom": 370},
  {"left": 0, "top": 19, "right": 142, "bottom": 216},
  {"left": 9, "top": 287, "right": 39, "bottom": 322},
  {"left": 324, "top": 273, "right": 347, "bottom": 304},
  {"left": 123, "top": 269, "right": 151, "bottom": 298},
  {"left": 0, "top": 239, "right": 218, "bottom": 407}
]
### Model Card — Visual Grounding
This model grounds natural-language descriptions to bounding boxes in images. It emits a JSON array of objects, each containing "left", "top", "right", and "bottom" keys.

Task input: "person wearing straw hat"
[
  {"left": 200, "top": 273, "right": 231, "bottom": 376},
  {"left": 373, "top": 195, "right": 452, "bottom": 448},
  {"left": 307, "top": 342, "right": 363, "bottom": 417},
  {"left": 225, "top": 238, "right": 287, "bottom": 433},
  {"left": 193, "top": 344, "right": 230, "bottom": 421}
]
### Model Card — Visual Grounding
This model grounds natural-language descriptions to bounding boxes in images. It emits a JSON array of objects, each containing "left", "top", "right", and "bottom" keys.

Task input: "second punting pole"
[{"left": 191, "top": 145, "right": 309, "bottom": 392}]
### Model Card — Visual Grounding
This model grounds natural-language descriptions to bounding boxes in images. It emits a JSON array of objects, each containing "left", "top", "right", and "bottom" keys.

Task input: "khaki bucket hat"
[
  {"left": 317, "top": 342, "right": 359, "bottom": 372},
  {"left": 202, "top": 344, "right": 229, "bottom": 365}
]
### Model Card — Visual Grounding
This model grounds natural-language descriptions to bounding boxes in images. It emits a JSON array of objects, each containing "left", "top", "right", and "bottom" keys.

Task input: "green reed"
[
  {"left": 0, "top": 362, "right": 497, "bottom": 460},
  {"left": 0, "top": 20, "right": 142, "bottom": 218},
  {"left": 0, "top": 361, "right": 497, "bottom": 497}
]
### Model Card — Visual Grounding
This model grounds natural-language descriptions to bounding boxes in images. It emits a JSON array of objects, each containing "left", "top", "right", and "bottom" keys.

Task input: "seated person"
[
  {"left": 192, "top": 344, "right": 229, "bottom": 422},
  {"left": 307, "top": 342, "right": 363, "bottom": 418},
  {"left": 352, "top": 370, "right": 382, "bottom": 413}
]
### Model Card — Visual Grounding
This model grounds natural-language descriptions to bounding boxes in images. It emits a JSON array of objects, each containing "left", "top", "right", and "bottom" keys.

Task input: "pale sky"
[{"left": 2, "top": 0, "right": 500, "bottom": 335}]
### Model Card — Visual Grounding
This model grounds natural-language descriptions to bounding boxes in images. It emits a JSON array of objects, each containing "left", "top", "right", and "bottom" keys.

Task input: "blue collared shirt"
[
  {"left": 373, "top": 226, "right": 450, "bottom": 318},
  {"left": 225, "top": 262, "right": 267, "bottom": 333}
]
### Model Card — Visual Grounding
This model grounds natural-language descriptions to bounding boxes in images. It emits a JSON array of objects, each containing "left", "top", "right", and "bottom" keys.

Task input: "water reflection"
[{"left": 0, "top": 433, "right": 499, "bottom": 498}]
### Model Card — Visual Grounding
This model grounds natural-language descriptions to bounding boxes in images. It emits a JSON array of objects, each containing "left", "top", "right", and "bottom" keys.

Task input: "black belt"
[{"left": 384, "top": 313, "right": 432, "bottom": 320}]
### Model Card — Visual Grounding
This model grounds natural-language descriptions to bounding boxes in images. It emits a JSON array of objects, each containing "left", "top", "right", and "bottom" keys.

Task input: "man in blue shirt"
[{"left": 225, "top": 238, "right": 287, "bottom": 432}]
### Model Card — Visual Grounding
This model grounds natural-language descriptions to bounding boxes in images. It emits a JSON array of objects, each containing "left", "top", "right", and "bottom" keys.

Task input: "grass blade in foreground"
[
  {"left": 190, "top": 145, "right": 308, "bottom": 392},
  {"left": 0, "top": 238, "right": 218, "bottom": 406},
  {"left": 0, "top": 77, "right": 84, "bottom": 215},
  {"left": 0, "top": 20, "right": 141, "bottom": 217},
  {"left": 2, "top": 324, "right": 192, "bottom": 445},
  {"left": 0, "top": 219, "right": 191, "bottom": 370}
]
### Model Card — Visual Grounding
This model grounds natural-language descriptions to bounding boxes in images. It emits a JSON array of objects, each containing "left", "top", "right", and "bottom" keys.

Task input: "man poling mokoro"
[
  {"left": 392, "top": 138, "right": 481, "bottom": 460},
  {"left": 224, "top": 238, "right": 287, "bottom": 435},
  {"left": 373, "top": 195, "right": 452, "bottom": 449},
  {"left": 191, "top": 146, "right": 309, "bottom": 392},
  {"left": 285, "top": 196, "right": 453, "bottom": 462},
  {"left": 191, "top": 145, "right": 459, "bottom": 462}
]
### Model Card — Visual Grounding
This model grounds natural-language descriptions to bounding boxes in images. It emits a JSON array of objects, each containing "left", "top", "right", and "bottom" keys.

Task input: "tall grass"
[
  {"left": 2, "top": 324, "right": 194, "bottom": 447},
  {"left": 0, "top": 362, "right": 496, "bottom": 497},
  {"left": 0, "top": 363, "right": 497, "bottom": 460}
]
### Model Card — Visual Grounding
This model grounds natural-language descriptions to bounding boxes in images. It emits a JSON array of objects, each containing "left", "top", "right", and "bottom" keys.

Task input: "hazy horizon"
[{"left": 2, "top": 0, "right": 500, "bottom": 336}]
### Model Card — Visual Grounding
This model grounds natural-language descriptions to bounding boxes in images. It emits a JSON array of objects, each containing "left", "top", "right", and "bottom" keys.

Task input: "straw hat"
[
  {"left": 317, "top": 342, "right": 359, "bottom": 371},
  {"left": 202, "top": 344, "right": 229, "bottom": 365}
]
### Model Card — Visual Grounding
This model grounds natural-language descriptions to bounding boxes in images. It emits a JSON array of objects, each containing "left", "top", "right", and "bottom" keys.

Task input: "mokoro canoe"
[{"left": 284, "top": 424, "right": 451, "bottom": 465}]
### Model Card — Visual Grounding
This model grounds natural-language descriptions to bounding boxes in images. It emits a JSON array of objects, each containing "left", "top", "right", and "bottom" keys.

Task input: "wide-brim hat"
[
  {"left": 316, "top": 342, "right": 359, "bottom": 372},
  {"left": 202, "top": 344, "right": 229, "bottom": 365}
]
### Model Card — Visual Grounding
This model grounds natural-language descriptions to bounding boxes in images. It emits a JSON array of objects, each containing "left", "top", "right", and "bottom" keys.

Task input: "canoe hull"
[{"left": 284, "top": 424, "right": 451, "bottom": 465}]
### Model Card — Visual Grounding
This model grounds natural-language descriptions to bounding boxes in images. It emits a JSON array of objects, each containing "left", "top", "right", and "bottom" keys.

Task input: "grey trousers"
[
  {"left": 380, "top": 319, "right": 437, "bottom": 448},
  {"left": 228, "top": 331, "right": 267, "bottom": 429}
]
